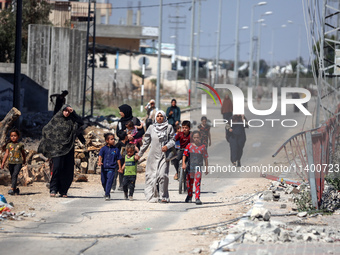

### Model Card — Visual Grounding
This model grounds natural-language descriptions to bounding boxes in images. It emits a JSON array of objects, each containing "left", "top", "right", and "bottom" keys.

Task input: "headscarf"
[
  {"left": 38, "top": 104, "right": 83, "bottom": 158},
  {"left": 153, "top": 110, "right": 169, "bottom": 139},
  {"left": 118, "top": 104, "right": 133, "bottom": 122}
]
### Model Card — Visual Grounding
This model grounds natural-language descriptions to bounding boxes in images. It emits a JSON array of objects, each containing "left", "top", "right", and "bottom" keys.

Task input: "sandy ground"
[{"left": 0, "top": 172, "right": 271, "bottom": 255}]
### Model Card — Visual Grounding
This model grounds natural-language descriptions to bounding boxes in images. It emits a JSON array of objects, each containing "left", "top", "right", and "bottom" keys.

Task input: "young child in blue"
[
  {"left": 98, "top": 133, "right": 122, "bottom": 201},
  {"left": 1, "top": 129, "right": 26, "bottom": 195},
  {"left": 121, "top": 144, "right": 138, "bottom": 201}
]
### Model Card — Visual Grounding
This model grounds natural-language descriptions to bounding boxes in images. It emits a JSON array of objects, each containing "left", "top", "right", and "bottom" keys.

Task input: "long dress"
[{"left": 138, "top": 124, "right": 175, "bottom": 202}]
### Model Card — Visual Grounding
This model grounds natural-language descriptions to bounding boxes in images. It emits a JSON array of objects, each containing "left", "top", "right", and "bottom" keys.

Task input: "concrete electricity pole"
[
  {"left": 188, "top": 0, "right": 196, "bottom": 106},
  {"left": 233, "top": 0, "right": 240, "bottom": 87},
  {"left": 195, "top": 0, "right": 202, "bottom": 107},
  {"left": 215, "top": 0, "right": 222, "bottom": 85},
  {"left": 156, "top": 0, "right": 163, "bottom": 110},
  {"left": 248, "top": 1, "right": 267, "bottom": 88}
]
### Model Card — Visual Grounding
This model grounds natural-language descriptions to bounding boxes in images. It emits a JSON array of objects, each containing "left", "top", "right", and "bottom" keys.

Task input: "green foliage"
[
  {"left": 0, "top": 0, "right": 52, "bottom": 63},
  {"left": 293, "top": 189, "right": 315, "bottom": 212},
  {"left": 312, "top": 35, "right": 336, "bottom": 76},
  {"left": 132, "top": 70, "right": 143, "bottom": 77}
]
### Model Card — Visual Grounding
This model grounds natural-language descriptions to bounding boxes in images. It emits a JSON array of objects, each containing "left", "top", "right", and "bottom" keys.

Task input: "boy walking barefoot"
[
  {"left": 98, "top": 133, "right": 122, "bottom": 201},
  {"left": 121, "top": 144, "right": 139, "bottom": 201}
]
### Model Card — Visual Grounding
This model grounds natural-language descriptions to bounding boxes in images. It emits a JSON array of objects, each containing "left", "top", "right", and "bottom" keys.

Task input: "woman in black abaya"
[{"left": 38, "top": 105, "right": 85, "bottom": 197}]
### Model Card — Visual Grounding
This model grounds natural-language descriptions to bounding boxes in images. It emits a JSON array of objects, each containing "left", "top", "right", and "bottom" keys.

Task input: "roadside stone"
[
  {"left": 297, "top": 211, "right": 307, "bottom": 217},
  {"left": 296, "top": 234, "right": 303, "bottom": 240},
  {"left": 312, "top": 230, "right": 320, "bottom": 235},
  {"left": 251, "top": 207, "right": 271, "bottom": 221},
  {"left": 260, "top": 233, "right": 275, "bottom": 242},
  {"left": 280, "top": 231, "right": 291, "bottom": 242},
  {"left": 324, "top": 237, "right": 334, "bottom": 243},
  {"left": 263, "top": 191, "right": 273, "bottom": 201},
  {"left": 209, "top": 241, "right": 219, "bottom": 251},
  {"left": 244, "top": 233, "right": 258, "bottom": 243},
  {"left": 273, "top": 193, "right": 280, "bottom": 201},
  {"left": 303, "top": 234, "right": 313, "bottom": 241},
  {"left": 280, "top": 204, "right": 287, "bottom": 209},
  {"left": 191, "top": 248, "right": 202, "bottom": 254}
]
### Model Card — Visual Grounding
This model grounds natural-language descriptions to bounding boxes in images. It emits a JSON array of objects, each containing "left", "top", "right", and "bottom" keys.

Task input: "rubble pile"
[
  {"left": 321, "top": 185, "right": 340, "bottom": 212},
  {"left": 74, "top": 129, "right": 106, "bottom": 174},
  {"left": 21, "top": 112, "right": 53, "bottom": 138},
  {"left": 225, "top": 220, "right": 340, "bottom": 244}
]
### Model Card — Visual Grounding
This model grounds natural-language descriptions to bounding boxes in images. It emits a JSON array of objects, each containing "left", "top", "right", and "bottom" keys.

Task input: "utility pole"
[
  {"left": 82, "top": 0, "right": 96, "bottom": 117},
  {"left": 248, "top": 2, "right": 267, "bottom": 88},
  {"left": 188, "top": 0, "right": 196, "bottom": 106},
  {"left": 156, "top": 0, "right": 163, "bottom": 110},
  {"left": 13, "top": 0, "right": 22, "bottom": 120},
  {"left": 295, "top": 25, "right": 301, "bottom": 87},
  {"left": 169, "top": 4, "right": 186, "bottom": 62},
  {"left": 195, "top": 0, "right": 202, "bottom": 107},
  {"left": 233, "top": 0, "right": 240, "bottom": 87},
  {"left": 215, "top": 0, "right": 222, "bottom": 85}
]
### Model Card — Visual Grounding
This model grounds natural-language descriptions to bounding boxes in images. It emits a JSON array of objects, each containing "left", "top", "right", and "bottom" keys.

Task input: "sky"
[{"left": 105, "top": 0, "right": 311, "bottom": 67}]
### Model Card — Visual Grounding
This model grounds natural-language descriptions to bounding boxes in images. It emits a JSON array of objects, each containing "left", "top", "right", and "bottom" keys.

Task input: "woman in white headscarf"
[{"left": 138, "top": 110, "right": 175, "bottom": 203}]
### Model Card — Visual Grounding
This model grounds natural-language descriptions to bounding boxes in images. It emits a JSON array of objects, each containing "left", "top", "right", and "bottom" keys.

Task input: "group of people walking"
[{"left": 1, "top": 92, "right": 248, "bottom": 205}]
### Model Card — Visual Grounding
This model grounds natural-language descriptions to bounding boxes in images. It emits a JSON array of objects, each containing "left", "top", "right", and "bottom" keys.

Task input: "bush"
[{"left": 132, "top": 70, "right": 143, "bottom": 77}]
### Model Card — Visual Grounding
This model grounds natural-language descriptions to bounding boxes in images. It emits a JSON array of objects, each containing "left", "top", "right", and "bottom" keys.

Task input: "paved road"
[{"left": 0, "top": 101, "right": 313, "bottom": 255}]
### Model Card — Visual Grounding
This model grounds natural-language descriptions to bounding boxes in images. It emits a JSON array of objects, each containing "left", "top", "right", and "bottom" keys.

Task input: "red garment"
[
  {"left": 175, "top": 132, "right": 191, "bottom": 149},
  {"left": 187, "top": 172, "right": 202, "bottom": 199},
  {"left": 183, "top": 143, "right": 208, "bottom": 159}
]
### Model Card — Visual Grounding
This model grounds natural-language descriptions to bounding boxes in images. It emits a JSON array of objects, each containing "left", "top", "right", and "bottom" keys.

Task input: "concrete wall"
[
  {"left": 27, "top": 25, "right": 50, "bottom": 90},
  {"left": 102, "top": 53, "right": 172, "bottom": 77},
  {"left": 0, "top": 63, "right": 27, "bottom": 75},
  {"left": 93, "top": 69, "right": 132, "bottom": 93},
  {"left": 27, "top": 24, "right": 86, "bottom": 109}
]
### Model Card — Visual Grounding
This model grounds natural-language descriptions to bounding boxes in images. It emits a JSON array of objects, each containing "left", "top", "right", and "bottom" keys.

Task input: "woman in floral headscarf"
[{"left": 138, "top": 110, "right": 175, "bottom": 203}]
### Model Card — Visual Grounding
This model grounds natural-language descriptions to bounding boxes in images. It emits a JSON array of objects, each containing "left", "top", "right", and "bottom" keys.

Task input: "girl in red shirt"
[{"left": 182, "top": 131, "right": 208, "bottom": 205}]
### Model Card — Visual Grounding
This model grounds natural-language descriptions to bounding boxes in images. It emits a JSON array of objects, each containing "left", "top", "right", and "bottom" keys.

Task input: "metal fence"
[{"left": 272, "top": 103, "right": 340, "bottom": 209}]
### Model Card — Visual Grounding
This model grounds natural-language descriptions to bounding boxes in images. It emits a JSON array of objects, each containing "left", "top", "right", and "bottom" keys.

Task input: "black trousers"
[
  {"left": 171, "top": 149, "right": 184, "bottom": 174},
  {"left": 229, "top": 136, "right": 246, "bottom": 163},
  {"left": 112, "top": 169, "right": 123, "bottom": 190},
  {"left": 50, "top": 148, "right": 74, "bottom": 195},
  {"left": 223, "top": 112, "right": 232, "bottom": 121},
  {"left": 9, "top": 164, "right": 22, "bottom": 189},
  {"left": 123, "top": 175, "right": 136, "bottom": 197}
]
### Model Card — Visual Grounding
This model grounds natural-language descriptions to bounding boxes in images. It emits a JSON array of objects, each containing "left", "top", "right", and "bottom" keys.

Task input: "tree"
[
  {"left": 312, "top": 35, "right": 336, "bottom": 76},
  {"left": 0, "top": 0, "right": 51, "bottom": 63}
]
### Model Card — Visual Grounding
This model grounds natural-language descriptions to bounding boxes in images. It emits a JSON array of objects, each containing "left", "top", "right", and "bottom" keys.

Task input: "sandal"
[
  {"left": 59, "top": 194, "right": 68, "bottom": 198},
  {"left": 50, "top": 191, "right": 56, "bottom": 197}
]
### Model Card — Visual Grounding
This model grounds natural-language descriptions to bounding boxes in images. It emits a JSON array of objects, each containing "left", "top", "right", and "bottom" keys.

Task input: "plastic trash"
[{"left": 0, "top": 195, "right": 7, "bottom": 204}]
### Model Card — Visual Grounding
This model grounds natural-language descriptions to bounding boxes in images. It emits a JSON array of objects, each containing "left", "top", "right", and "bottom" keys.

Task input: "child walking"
[
  {"left": 121, "top": 144, "right": 139, "bottom": 201},
  {"left": 197, "top": 116, "right": 211, "bottom": 151},
  {"left": 182, "top": 131, "right": 208, "bottom": 205},
  {"left": 1, "top": 129, "right": 26, "bottom": 195},
  {"left": 112, "top": 132, "right": 129, "bottom": 192},
  {"left": 172, "top": 120, "right": 191, "bottom": 180},
  {"left": 98, "top": 133, "right": 122, "bottom": 201},
  {"left": 125, "top": 120, "right": 142, "bottom": 150}
]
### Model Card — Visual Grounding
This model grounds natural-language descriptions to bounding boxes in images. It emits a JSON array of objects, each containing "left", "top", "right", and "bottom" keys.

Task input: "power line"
[{"left": 95, "top": 1, "right": 192, "bottom": 10}]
